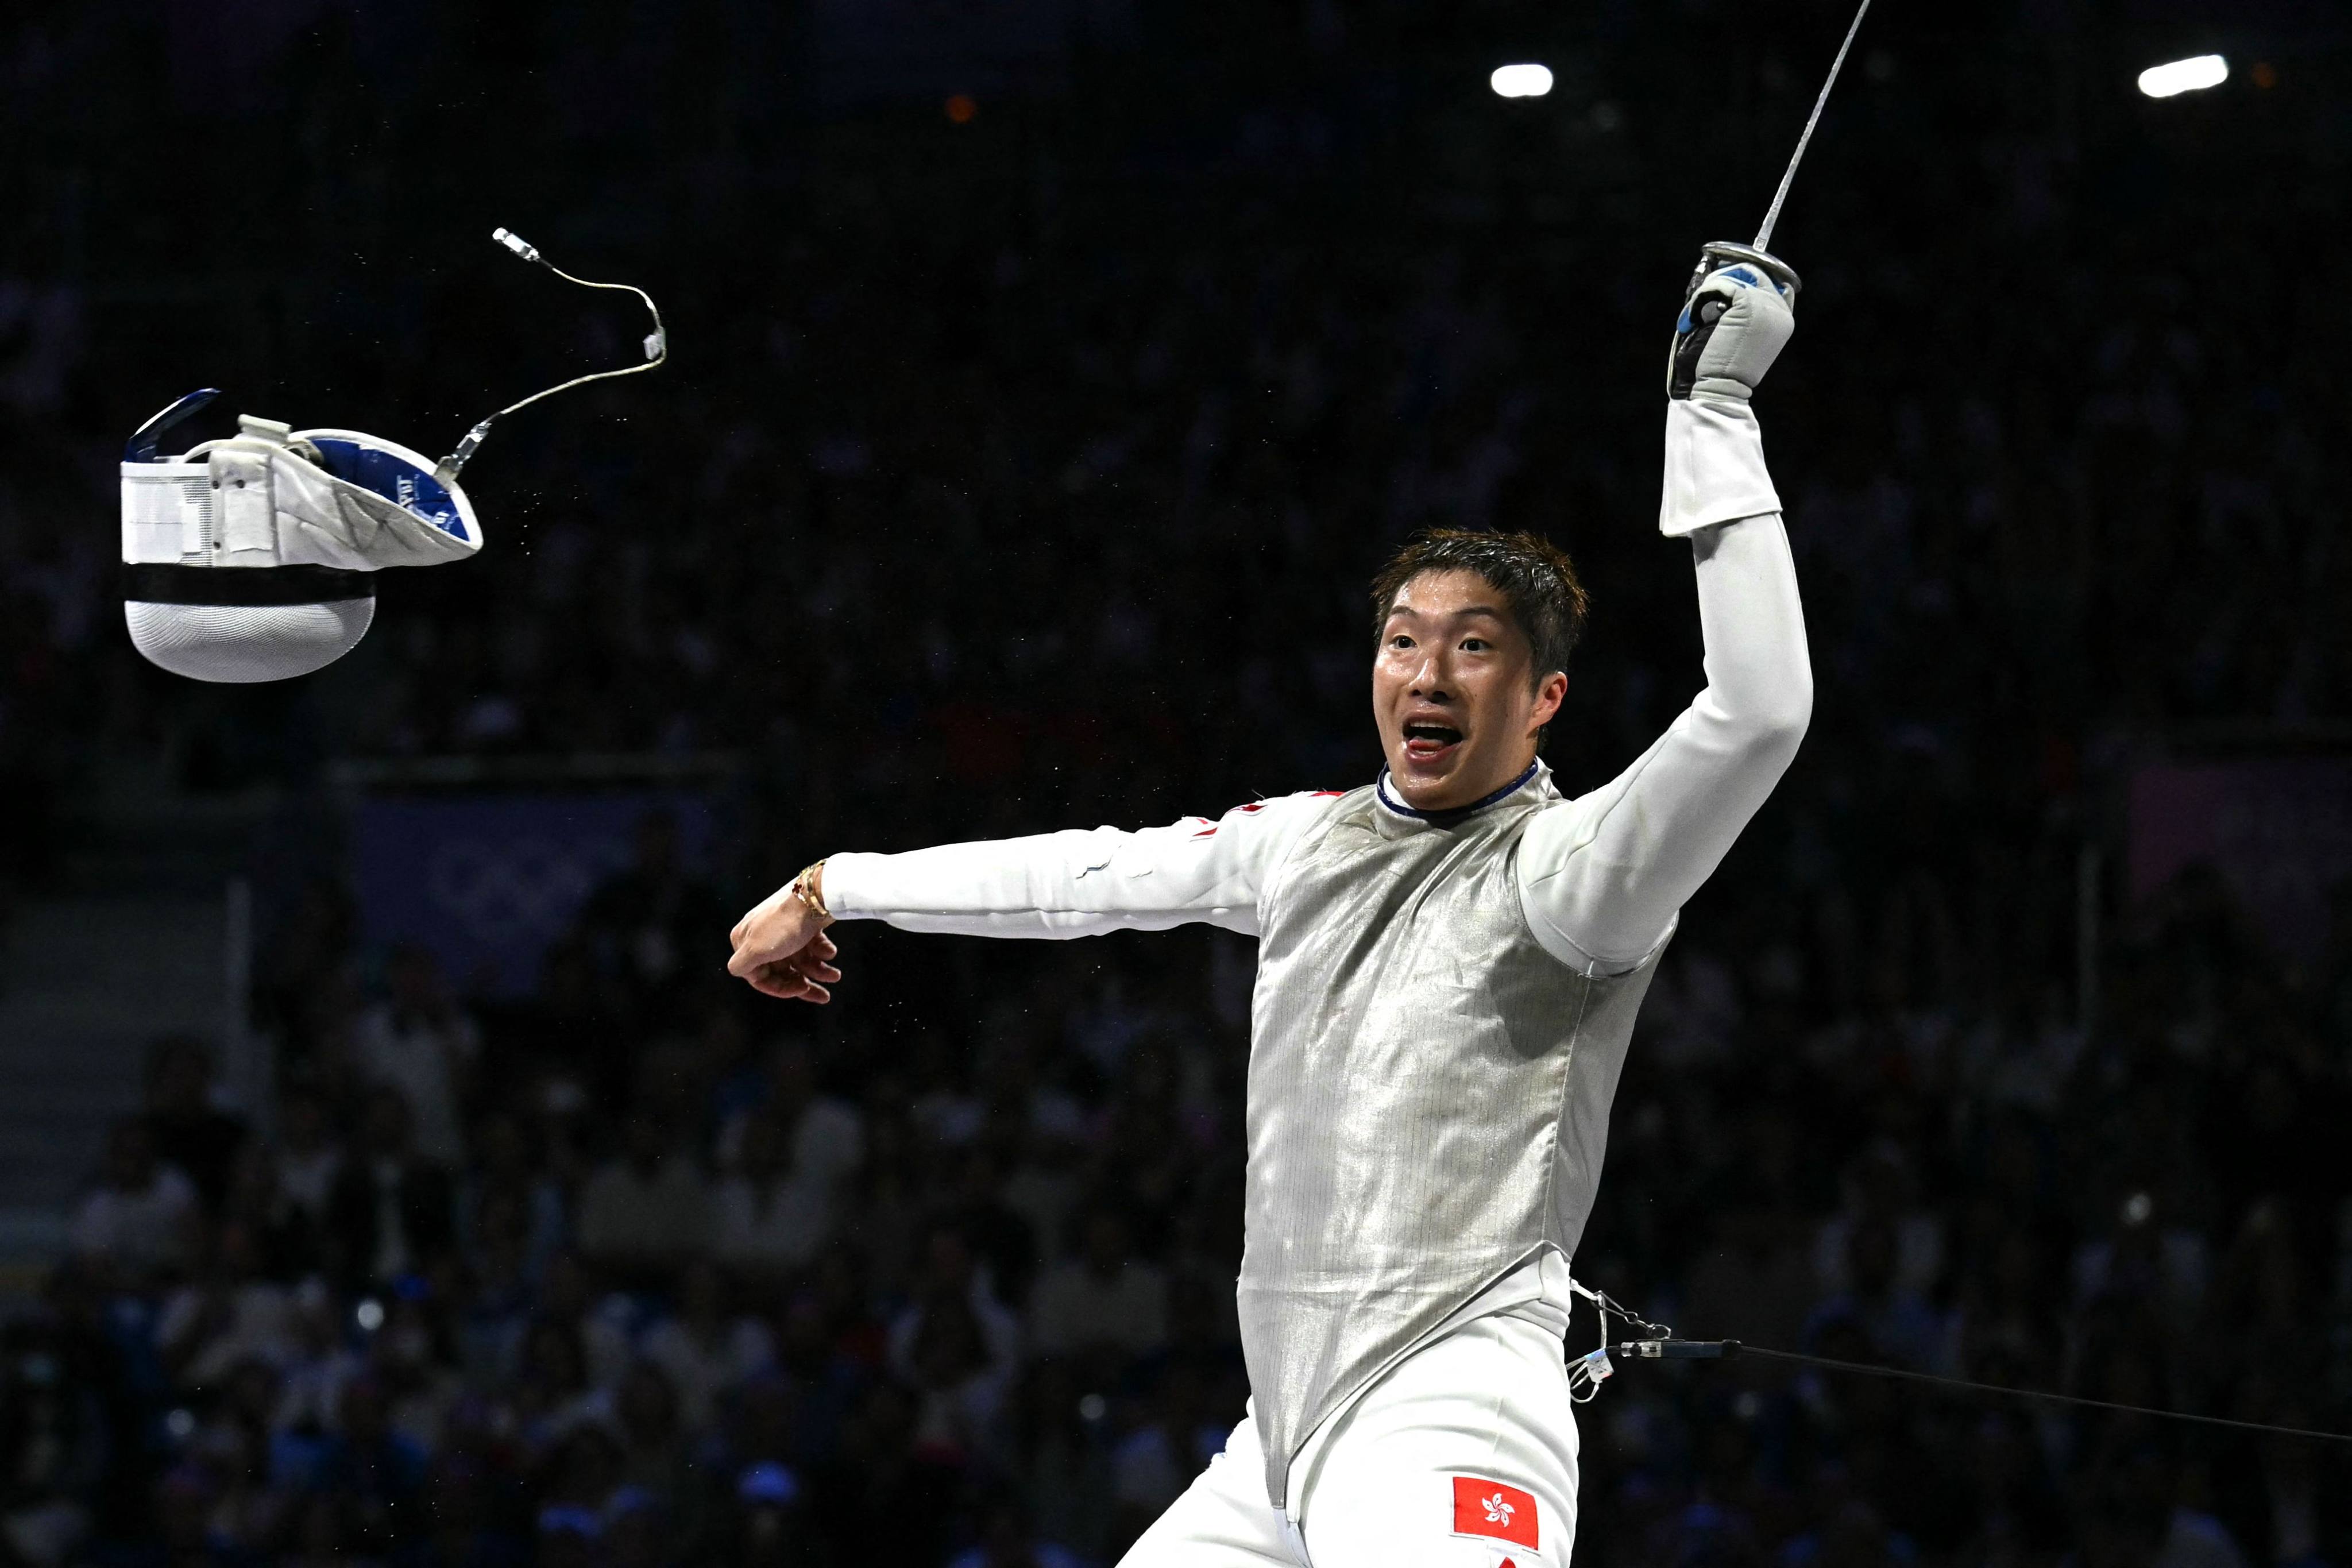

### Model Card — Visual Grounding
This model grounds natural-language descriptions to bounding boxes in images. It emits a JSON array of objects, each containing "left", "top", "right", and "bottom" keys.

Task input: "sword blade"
[{"left": 1753, "top": 0, "right": 1876, "bottom": 252}]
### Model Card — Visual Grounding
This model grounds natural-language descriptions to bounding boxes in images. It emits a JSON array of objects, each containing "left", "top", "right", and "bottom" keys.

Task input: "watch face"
[{"left": 298, "top": 430, "right": 479, "bottom": 544}]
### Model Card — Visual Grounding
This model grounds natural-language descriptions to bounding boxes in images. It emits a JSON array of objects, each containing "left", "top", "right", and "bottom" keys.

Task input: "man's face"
[{"left": 1373, "top": 569, "right": 1566, "bottom": 812}]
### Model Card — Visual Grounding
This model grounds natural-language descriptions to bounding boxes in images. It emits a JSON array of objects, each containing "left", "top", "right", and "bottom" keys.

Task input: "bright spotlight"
[
  {"left": 1490, "top": 64, "right": 1554, "bottom": 99},
  {"left": 2138, "top": 55, "right": 2227, "bottom": 98}
]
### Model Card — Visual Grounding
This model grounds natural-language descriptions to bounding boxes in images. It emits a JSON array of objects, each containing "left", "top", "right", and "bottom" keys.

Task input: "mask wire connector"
[{"left": 435, "top": 228, "right": 669, "bottom": 485}]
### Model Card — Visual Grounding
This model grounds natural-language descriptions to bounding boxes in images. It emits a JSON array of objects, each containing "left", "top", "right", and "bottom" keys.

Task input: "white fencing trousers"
[{"left": 1118, "top": 1314, "right": 1581, "bottom": 1568}]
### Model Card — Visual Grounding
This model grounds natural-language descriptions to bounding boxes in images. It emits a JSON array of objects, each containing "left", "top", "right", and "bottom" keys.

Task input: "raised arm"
[
  {"left": 1518, "top": 261, "right": 1813, "bottom": 973},
  {"left": 726, "top": 792, "right": 1335, "bottom": 1001}
]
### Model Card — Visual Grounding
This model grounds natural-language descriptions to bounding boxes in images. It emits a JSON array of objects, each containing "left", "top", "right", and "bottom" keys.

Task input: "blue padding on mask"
[
  {"left": 125, "top": 388, "right": 222, "bottom": 462},
  {"left": 306, "top": 437, "right": 471, "bottom": 542}
]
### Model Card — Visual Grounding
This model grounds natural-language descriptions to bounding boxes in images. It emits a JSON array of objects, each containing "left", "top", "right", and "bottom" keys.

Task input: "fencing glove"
[{"left": 1668, "top": 255, "right": 1797, "bottom": 404}]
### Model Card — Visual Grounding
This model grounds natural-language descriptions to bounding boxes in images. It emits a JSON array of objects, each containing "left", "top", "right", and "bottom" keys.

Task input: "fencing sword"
[{"left": 1687, "top": 0, "right": 1876, "bottom": 300}]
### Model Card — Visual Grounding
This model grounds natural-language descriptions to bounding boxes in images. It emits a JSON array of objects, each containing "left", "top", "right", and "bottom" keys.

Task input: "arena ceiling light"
[
  {"left": 2138, "top": 55, "right": 2227, "bottom": 98},
  {"left": 1490, "top": 64, "right": 1554, "bottom": 99}
]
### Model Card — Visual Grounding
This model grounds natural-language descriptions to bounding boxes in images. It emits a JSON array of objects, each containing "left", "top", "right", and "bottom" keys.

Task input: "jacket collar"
[{"left": 1373, "top": 759, "right": 1550, "bottom": 832}]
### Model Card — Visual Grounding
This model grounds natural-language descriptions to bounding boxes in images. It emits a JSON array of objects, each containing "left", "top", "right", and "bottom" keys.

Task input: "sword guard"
[{"left": 1688, "top": 242, "right": 1801, "bottom": 303}]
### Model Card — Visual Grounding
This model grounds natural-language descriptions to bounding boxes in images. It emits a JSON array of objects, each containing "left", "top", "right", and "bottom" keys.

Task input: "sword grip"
[{"left": 1687, "top": 242, "right": 1802, "bottom": 303}]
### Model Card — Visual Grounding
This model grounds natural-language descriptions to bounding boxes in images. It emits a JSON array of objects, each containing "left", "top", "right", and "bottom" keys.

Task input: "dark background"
[{"left": 5, "top": 1, "right": 2352, "bottom": 1565}]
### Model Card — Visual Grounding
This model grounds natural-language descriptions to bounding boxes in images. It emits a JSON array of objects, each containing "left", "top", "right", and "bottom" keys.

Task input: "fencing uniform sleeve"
[
  {"left": 821, "top": 790, "right": 1337, "bottom": 940},
  {"left": 1517, "top": 399, "right": 1812, "bottom": 972}
]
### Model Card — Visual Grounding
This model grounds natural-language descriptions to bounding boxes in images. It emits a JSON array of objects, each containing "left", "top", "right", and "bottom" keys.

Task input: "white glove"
[{"left": 1667, "top": 260, "right": 1795, "bottom": 404}]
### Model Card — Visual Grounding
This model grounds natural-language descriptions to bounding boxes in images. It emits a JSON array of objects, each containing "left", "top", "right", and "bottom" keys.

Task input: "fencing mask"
[
  {"left": 121, "top": 393, "right": 480, "bottom": 682},
  {"left": 120, "top": 229, "right": 665, "bottom": 683}
]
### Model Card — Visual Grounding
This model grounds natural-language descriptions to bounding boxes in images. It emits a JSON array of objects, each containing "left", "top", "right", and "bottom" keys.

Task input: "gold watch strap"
[{"left": 792, "top": 859, "right": 832, "bottom": 922}]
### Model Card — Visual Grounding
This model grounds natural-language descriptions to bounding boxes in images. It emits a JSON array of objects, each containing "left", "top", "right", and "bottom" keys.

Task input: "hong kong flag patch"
[{"left": 1451, "top": 1477, "right": 1539, "bottom": 1550}]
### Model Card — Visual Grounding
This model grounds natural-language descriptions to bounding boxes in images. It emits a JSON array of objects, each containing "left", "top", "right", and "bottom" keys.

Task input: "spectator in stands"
[
  {"left": 260, "top": 1083, "right": 342, "bottom": 1280},
  {"left": 505, "top": 1316, "right": 604, "bottom": 1451},
  {"left": 1806, "top": 1215, "right": 1946, "bottom": 1373},
  {"left": 606, "top": 1483, "right": 674, "bottom": 1568},
  {"left": 147, "top": 1462, "right": 223, "bottom": 1568},
  {"left": 1029, "top": 1204, "right": 1167, "bottom": 1364},
  {"left": 414, "top": 1452, "right": 519, "bottom": 1568},
  {"left": 283, "top": 1492, "right": 354, "bottom": 1568},
  {"left": 188, "top": 1362, "right": 293, "bottom": 1561},
  {"left": 536, "top": 1503, "right": 604, "bottom": 1568},
  {"left": 945, "top": 1494, "right": 1090, "bottom": 1568},
  {"left": 154, "top": 1219, "right": 291, "bottom": 1393},
  {"left": 1009, "top": 1358, "right": 1115, "bottom": 1561},
  {"left": 0, "top": 1312, "right": 101, "bottom": 1567},
  {"left": 348, "top": 944, "right": 480, "bottom": 1168},
  {"left": 711, "top": 1104, "right": 832, "bottom": 1279},
  {"left": 727, "top": 1459, "right": 811, "bottom": 1568},
  {"left": 905, "top": 1288, "right": 1009, "bottom": 1469},
  {"left": 638, "top": 1259, "right": 774, "bottom": 1431},
  {"left": 67, "top": 1119, "right": 198, "bottom": 1284},
  {"left": 574, "top": 1114, "right": 713, "bottom": 1288},
  {"left": 1107, "top": 1358, "right": 1217, "bottom": 1552},
  {"left": 323, "top": 1088, "right": 458, "bottom": 1293},
  {"left": 715, "top": 1038, "right": 864, "bottom": 1189},
  {"left": 610, "top": 1362, "right": 709, "bottom": 1560},
  {"left": 316, "top": 1374, "right": 428, "bottom": 1557},
  {"left": 572, "top": 810, "right": 728, "bottom": 1049},
  {"left": 272, "top": 1276, "right": 362, "bottom": 1444},
  {"left": 535, "top": 1251, "right": 636, "bottom": 1391},
  {"left": 138, "top": 1034, "right": 249, "bottom": 1219},
  {"left": 1813, "top": 1143, "right": 1947, "bottom": 1302},
  {"left": 372, "top": 1293, "right": 462, "bottom": 1454},
  {"left": 1683, "top": 1199, "right": 1816, "bottom": 1356},
  {"left": 461, "top": 1110, "right": 567, "bottom": 1285},
  {"left": 889, "top": 1225, "right": 1021, "bottom": 1392}
]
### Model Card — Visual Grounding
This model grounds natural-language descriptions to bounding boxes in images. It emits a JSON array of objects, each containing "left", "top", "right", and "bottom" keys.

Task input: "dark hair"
[{"left": 1369, "top": 528, "right": 1590, "bottom": 685}]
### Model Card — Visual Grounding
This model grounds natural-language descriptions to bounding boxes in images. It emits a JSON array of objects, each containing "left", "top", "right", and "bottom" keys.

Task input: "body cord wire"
[{"left": 1707, "top": 1343, "right": 2352, "bottom": 1446}]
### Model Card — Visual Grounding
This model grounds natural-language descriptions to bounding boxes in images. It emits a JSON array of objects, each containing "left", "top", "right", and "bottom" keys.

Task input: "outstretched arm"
[
  {"left": 727, "top": 792, "right": 1336, "bottom": 1001},
  {"left": 826, "top": 793, "right": 1333, "bottom": 936},
  {"left": 1518, "top": 261, "right": 1813, "bottom": 973}
]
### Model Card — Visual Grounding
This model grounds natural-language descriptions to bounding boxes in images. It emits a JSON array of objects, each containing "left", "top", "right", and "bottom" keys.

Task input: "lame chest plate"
[{"left": 1237, "top": 785, "right": 1663, "bottom": 1507}]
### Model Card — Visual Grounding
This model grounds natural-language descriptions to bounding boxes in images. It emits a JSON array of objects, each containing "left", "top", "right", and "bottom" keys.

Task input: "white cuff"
[
  {"left": 1659, "top": 396, "right": 1781, "bottom": 538},
  {"left": 817, "top": 851, "right": 886, "bottom": 920}
]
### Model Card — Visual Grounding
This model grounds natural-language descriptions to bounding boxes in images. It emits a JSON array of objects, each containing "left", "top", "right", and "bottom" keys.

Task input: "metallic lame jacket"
[{"left": 1241, "top": 781, "right": 1663, "bottom": 1508}]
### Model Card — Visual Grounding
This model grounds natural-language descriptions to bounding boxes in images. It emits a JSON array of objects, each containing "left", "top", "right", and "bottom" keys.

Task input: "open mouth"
[{"left": 1401, "top": 721, "right": 1464, "bottom": 764}]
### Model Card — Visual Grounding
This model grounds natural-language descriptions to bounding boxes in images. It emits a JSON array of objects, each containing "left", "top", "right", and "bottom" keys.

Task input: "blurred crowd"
[
  {"left": 25, "top": 925, "right": 1260, "bottom": 1568},
  {"left": 21, "top": 833, "right": 2352, "bottom": 1568},
  {"left": 6, "top": 0, "right": 2352, "bottom": 1564}
]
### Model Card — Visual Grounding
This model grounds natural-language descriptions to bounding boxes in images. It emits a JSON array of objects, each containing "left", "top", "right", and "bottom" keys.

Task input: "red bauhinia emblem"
[{"left": 1451, "top": 1477, "right": 1539, "bottom": 1550}]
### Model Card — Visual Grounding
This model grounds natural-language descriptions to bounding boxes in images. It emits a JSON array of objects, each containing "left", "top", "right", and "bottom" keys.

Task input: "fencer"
[{"left": 727, "top": 258, "right": 1812, "bottom": 1568}]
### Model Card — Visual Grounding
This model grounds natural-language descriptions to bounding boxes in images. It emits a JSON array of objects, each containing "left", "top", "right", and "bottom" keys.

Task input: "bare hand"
[{"left": 727, "top": 883, "right": 843, "bottom": 1003}]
